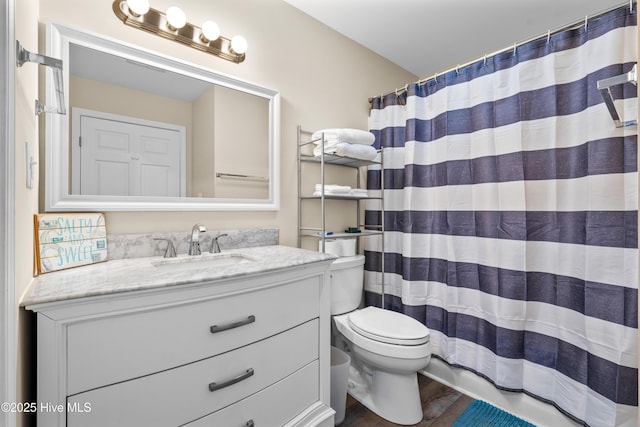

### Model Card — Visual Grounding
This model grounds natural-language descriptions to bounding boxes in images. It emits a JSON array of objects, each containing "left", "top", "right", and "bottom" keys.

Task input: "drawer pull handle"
[
  {"left": 210, "top": 315, "right": 256, "bottom": 334},
  {"left": 208, "top": 368, "right": 254, "bottom": 392},
  {"left": 246, "top": 421, "right": 254, "bottom": 427}
]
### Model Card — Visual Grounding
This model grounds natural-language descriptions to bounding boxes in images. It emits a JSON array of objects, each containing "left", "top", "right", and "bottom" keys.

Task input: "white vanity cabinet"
[{"left": 25, "top": 255, "right": 334, "bottom": 427}]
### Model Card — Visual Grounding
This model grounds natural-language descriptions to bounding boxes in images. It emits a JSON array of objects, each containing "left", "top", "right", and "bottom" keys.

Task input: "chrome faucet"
[
  {"left": 188, "top": 224, "right": 207, "bottom": 255},
  {"left": 210, "top": 233, "right": 228, "bottom": 253}
]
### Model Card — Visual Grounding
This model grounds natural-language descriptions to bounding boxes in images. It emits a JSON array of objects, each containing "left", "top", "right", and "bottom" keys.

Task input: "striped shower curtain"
[{"left": 365, "top": 5, "right": 638, "bottom": 427}]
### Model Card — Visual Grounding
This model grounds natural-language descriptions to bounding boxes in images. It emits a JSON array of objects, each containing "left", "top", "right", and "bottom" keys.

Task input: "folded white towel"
[
  {"left": 313, "top": 144, "right": 339, "bottom": 156},
  {"left": 335, "top": 143, "right": 378, "bottom": 161},
  {"left": 312, "top": 128, "right": 375, "bottom": 146},
  {"left": 350, "top": 189, "right": 369, "bottom": 197},
  {"left": 314, "top": 184, "right": 351, "bottom": 194},
  {"left": 313, "top": 143, "right": 378, "bottom": 161},
  {"left": 313, "top": 184, "right": 353, "bottom": 197},
  {"left": 314, "top": 191, "right": 352, "bottom": 197},
  {"left": 313, "top": 189, "right": 370, "bottom": 198}
]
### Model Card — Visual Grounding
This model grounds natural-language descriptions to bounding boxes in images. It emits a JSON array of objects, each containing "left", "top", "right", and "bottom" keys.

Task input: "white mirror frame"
[{"left": 44, "top": 22, "right": 280, "bottom": 211}]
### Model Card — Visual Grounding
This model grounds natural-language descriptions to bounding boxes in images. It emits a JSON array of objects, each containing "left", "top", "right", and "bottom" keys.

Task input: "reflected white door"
[{"left": 72, "top": 109, "right": 186, "bottom": 197}]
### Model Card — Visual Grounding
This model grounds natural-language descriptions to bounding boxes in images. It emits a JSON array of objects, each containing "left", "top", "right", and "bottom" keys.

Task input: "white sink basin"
[{"left": 151, "top": 253, "right": 258, "bottom": 271}]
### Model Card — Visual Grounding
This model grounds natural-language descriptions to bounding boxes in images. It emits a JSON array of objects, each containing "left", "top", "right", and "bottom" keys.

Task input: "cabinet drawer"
[
  {"left": 67, "top": 276, "right": 320, "bottom": 395},
  {"left": 186, "top": 360, "right": 319, "bottom": 427},
  {"left": 67, "top": 319, "right": 318, "bottom": 427}
]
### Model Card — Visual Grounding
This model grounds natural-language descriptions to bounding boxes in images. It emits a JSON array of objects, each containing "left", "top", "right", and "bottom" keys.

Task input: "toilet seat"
[
  {"left": 348, "top": 306, "right": 430, "bottom": 346},
  {"left": 333, "top": 311, "right": 431, "bottom": 360}
]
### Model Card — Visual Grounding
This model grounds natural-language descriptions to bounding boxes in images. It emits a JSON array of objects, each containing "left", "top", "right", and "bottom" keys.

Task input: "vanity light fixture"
[{"left": 112, "top": 0, "right": 247, "bottom": 63}]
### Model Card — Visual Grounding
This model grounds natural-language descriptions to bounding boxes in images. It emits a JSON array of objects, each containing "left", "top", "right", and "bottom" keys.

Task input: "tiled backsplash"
[{"left": 107, "top": 228, "right": 279, "bottom": 260}]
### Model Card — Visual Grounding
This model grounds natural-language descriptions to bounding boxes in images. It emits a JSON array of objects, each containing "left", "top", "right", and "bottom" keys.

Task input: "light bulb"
[
  {"left": 166, "top": 6, "right": 186, "bottom": 30},
  {"left": 231, "top": 35, "right": 248, "bottom": 54},
  {"left": 201, "top": 21, "right": 220, "bottom": 42},
  {"left": 126, "top": 0, "right": 149, "bottom": 16}
]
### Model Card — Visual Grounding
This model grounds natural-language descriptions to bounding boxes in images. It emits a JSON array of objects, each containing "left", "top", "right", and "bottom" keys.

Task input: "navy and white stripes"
[{"left": 365, "top": 5, "right": 637, "bottom": 426}]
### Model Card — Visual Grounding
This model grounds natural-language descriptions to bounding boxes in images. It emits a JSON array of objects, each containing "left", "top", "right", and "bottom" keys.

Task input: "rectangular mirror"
[{"left": 44, "top": 22, "right": 280, "bottom": 211}]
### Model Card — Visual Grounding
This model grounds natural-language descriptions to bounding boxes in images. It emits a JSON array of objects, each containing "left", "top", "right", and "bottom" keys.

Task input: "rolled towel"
[
  {"left": 335, "top": 143, "right": 378, "bottom": 161},
  {"left": 312, "top": 128, "right": 375, "bottom": 146}
]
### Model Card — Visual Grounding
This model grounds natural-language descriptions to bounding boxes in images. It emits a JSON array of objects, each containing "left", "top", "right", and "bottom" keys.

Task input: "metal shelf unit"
[{"left": 297, "top": 125, "right": 386, "bottom": 307}]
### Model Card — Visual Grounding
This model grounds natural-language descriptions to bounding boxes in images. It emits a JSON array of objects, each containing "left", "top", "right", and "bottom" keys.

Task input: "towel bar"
[
  {"left": 596, "top": 63, "right": 637, "bottom": 128},
  {"left": 216, "top": 172, "right": 268, "bottom": 182}
]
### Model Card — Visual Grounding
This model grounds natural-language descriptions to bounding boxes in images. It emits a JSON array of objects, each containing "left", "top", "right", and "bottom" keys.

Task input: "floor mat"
[{"left": 452, "top": 400, "right": 536, "bottom": 427}]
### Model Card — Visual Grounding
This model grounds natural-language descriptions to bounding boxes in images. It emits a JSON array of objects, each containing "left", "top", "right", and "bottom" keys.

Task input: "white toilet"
[{"left": 329, "top": 255, "right": 431, "bottom": 425}]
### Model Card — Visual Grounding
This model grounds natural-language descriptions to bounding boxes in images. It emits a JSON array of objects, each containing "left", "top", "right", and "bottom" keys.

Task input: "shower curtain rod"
[{"left": 371, "top": 0, "right": 636, "bottom": 101}]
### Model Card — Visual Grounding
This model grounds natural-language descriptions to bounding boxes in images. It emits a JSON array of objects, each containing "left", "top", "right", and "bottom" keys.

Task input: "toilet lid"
[{"left": 348, "top": 306, "right": 430, "bottom": 346}]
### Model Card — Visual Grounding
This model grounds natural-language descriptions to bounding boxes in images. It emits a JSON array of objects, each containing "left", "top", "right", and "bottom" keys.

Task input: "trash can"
[{"left": 330, "top": 346, "right": 351, "bottom": 425}]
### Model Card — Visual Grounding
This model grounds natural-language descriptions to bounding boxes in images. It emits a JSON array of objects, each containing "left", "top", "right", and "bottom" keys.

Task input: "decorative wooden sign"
[{"left": 34, "top": 213, "right": 108, "bottom": 274}]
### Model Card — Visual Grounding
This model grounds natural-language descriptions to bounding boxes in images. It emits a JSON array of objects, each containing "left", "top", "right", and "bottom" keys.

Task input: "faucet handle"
[
  {"left": 154, "top": 238, "right": 177, "bottom": 258},
  {"left": 210, "top": 233, "right": 229, "bottom": 253}
]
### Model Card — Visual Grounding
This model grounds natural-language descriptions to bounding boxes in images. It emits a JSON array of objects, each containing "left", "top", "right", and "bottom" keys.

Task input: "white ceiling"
[{"left": 284, "top": 0, "right": 628, "bottom": 78}]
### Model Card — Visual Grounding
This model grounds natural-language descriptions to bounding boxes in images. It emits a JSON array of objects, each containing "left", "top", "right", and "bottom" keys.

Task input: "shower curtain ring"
[
  {"left": 513, "top": 42, "right": 517, "bottom": 55},
  {"left": 546, "top": 30, "right": 551, "bottom": 44},
  {"left": 584, "top": 16, "right": 588, "bottom": 31},
  {"left": 631, "top": 0, "right": 634, "bottom": 13}
]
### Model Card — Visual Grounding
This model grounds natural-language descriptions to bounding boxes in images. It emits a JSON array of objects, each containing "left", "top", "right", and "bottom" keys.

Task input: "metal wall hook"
[
  {"left": 596, "top": 63, "right": 637, "bottom": 127},
  {"left": 16, "top": 40, "right": 66, "bottom": 115}
]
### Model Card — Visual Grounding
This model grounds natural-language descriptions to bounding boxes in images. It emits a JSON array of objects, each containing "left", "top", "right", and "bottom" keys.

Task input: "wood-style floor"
[{"left": 340, "top": 374, "right": 474, "bottom": 427}]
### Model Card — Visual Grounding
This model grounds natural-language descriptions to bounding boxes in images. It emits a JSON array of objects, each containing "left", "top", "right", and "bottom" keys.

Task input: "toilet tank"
[{"left": 329, "top": 255, "right": 365, "bottom": 315}]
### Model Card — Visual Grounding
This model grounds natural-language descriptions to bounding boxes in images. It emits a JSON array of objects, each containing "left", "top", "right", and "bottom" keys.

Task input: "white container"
[
  {"left": 330, "top": 346, "right": 351, "bottom": 425},
  {"left": 319, "top": 239, "right": 342, "bottom": 257},
  {"left": 340, "top": 239, "right": 356, "bottom": 257}
]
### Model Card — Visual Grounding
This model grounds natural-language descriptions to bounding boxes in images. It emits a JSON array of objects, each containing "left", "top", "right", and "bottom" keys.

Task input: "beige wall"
[
  {"left": 213, "top": 86, "right": 269, "bottom": 199},
  {"left": 191, "top": 85, "right": 216, "bottom": 197},
  {"left": 37, "top": 0, "right": 416, "bottom": 247},
  {"left": 191, "top": 84, "right": 270, "bottom": 199},
  {"left": 15, "top": 0, "right": 39, "bottom": 426},
  {"left": 69, "top": 76, "right": 193, "bottom": 129}
]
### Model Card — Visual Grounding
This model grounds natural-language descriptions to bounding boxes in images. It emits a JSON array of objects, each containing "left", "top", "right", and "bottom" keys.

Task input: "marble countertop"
[{"left": 22, "top": 245, "right": 336, "bottom": 307}]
